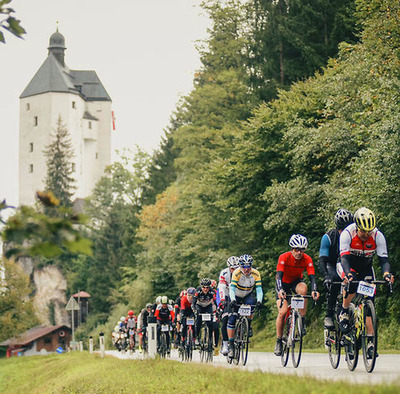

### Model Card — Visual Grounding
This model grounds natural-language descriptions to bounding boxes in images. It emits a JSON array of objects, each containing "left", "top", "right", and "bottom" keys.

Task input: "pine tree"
[{"left": 43, "top": 115, "right": 76, "bottom": 208}]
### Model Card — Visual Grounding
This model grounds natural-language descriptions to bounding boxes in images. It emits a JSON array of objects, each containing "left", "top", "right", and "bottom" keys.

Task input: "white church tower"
[{"left": 19, "top": 29, "right": 112, "bottom": 206}]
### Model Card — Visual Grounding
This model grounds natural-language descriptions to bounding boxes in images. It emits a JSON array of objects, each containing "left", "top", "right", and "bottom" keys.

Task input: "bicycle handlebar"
[{"left": 341, "top": 279, "right": 393, "bottom": 298}]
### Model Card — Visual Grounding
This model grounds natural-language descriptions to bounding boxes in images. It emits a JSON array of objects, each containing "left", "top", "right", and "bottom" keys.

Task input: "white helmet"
[
  {"left": 120, "top": 316, "right": 125, "bottom": 322},
  {"left": 156, "top": 296, "right": 162, "bottom": 304},
  {"left": 227, "top": 256, "right": 239, "bottom": 268},
  {"left": 161, "top": 295, "right": 168, "bottom": 304},
  {"left": 289, "top": 234, "right": 308, "bottom": 249}
]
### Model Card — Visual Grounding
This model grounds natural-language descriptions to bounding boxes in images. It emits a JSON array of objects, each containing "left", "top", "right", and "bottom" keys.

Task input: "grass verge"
[{"left": 0, "top": 352, "right": 399, "bottom": 393}]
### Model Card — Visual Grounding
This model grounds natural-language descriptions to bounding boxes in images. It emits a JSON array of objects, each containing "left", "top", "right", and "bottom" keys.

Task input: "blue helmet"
[{"left": 238, "top": 254, "right": 253, "bottom": 268}]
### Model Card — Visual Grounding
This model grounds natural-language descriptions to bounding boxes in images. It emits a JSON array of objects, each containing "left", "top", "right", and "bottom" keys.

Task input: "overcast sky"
[{"left": 0, "top": 0, "right": 210, "bottom": 208}]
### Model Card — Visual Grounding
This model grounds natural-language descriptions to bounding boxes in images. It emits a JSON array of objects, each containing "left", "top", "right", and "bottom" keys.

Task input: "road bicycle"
[
  {"left": 280, "top": 294, "right": 313, "bottom": 368},
  {"left": 180, "top": 316, "right": 195, "bottom": 362},
  {"left": 324, "top": 282, "right": 344, "bottom": 369},
  {"left": 141, "top": 327, "right": 148, "bottom": 355},
  {"left": 199, "top": 313, "right": 214, "bottom": 363},
  {"left": 227, "top": 304, "right": 254, "bottom": 366},
  {"left": 341, "top": 278, "right": 392, "bottom": 373},
  {"left": 128, "top": 328, "right": 136, "bottom": 354},
  {"left": 157, "top": 323, "right": 171, "bottom": 359}
]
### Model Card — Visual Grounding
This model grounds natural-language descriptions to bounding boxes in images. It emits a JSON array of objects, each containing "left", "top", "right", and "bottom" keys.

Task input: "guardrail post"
[
  {"left": 147, "top": 323, "right": 157, "bottom": 358},
  {"left": 89, "top": 336, "right": 93, "bottom": 354},
  {"left": 99, "top": 332, "right": 105, "bottom": 358}
]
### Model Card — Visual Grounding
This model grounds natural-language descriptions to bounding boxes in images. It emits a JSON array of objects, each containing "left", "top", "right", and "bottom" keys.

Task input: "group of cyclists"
[{"left": 112, "top": 206, "right": 395, "bottom": 362}]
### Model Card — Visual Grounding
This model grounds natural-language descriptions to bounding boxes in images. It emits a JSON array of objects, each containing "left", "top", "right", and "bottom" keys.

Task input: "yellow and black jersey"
[{"left": 229, "top": 268, "right": 262, "bottom": 299}]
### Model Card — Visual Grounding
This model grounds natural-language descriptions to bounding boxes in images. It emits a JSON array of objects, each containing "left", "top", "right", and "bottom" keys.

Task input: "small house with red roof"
[{"left": 0, "top": 325, "right": 71, "bottom": 357}]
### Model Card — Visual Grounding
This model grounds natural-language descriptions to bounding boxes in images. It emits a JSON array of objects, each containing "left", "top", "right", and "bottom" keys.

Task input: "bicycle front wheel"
[
  {"left": 327, "top": 328, "right": 341, "bottom": 369},
  {"left": 362, "top": 300, "right": 377, "bottom": 373},
  {"left": 200, "top": 324, "right": 208, "bottom": 362},
  {"left": 291, "top": 313, "right": 303, "bottom": 368},
  {"left": 187, "top": 330, "right": 193, "bottom": 361},
  {"left": 160, "top": 333, "right": 167, "bottom": 358},
  {"left": 239, "top": 318, "right": 250, "bottom": 366}
]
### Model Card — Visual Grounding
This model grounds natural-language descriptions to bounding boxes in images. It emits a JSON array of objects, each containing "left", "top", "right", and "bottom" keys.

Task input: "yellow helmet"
[{"left": 354, "top": 207, "right": 376, "bottom": 231}]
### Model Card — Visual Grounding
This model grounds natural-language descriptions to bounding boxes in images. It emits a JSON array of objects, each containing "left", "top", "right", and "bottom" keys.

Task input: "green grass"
[{"left": 0, "top": 352, "right": 398, "bottom": 393}]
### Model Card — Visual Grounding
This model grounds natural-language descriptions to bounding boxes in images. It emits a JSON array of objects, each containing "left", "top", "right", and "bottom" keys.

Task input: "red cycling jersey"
[
  {"left": 180, "top": 295, "right": 193, "bottom": 311},
  {"left": 276, "top": 251, "right": 315, "bottom": 284}
]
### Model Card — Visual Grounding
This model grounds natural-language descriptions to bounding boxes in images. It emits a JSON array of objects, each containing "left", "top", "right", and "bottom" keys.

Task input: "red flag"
[{"left": 111, "top": 110, "right": 116, "bottom": 131}]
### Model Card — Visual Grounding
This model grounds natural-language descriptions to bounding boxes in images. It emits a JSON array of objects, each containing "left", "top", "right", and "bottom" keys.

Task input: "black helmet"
[
  {"left": 335, "top": 209, "right": 354, "bottom": 230},
  {"left": 200, "top": 278, "right": 211, "bottom": 287}
]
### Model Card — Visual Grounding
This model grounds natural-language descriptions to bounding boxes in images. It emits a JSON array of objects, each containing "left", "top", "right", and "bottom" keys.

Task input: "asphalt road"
[{"left": 105, "top": 349, "right": 400, "bottom": 386}]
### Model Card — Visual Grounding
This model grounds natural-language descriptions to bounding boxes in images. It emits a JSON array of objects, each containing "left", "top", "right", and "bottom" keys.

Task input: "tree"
[
  {"left": 43, "top": 115, "right": 76, "bottom": 209},
  {"left": 0, "top": 0, "right": 25, "bottom": 44},
  {"left": 0, "top": 258, "right": 39, "bottom": 342}
]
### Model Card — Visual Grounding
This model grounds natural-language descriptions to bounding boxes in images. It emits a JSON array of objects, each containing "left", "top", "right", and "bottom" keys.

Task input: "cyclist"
[
  {"left": 125, "top": 310, "right": 137, "bottom": 351},
  {"left": 148, "top": 296, "right": 161, "bottom": 324},
  {"left": 192, "top": 278, "right": 216, "bottom": 347},
  {"left": 180, "top": 287, "right": 196, "bottom": 346},
  {"left": 337, "top": 207, "right": 394, "bottom": 358},
  {"left": 227, "top": 254, "right": 263, "bottom": 358},
  {"left": 274, "top": 234, "right": 319, "bottom": 356},
  {"left": 174, "top": 290, "right": 186, "bottom": 347},
  {"left": 155, "top": 295, "right": 175, "bottom": 354},
  {"left": 218, "top": 256, "right": 239, "bottom": 355},
  {"left": 137, "top": 303, "right": 152, "bottom": 353},
  {"left": 319, "top": 209, "right": 354, "bottom": 329},
  {"left": 210, "top": 279, "right": 220, "bottom": 350}
]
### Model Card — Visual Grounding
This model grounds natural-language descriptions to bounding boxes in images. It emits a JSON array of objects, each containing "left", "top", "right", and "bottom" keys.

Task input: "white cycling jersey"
[{"left": 218, "top": 267, "right": 232, "bottom": 302}]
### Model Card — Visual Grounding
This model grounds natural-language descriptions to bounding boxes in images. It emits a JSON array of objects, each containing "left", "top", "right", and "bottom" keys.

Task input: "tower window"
[
  {"left": 29, "top": 164, "right": 33, "bottom": 173},
  {"left": 95, "top": 152, "right": 98, "bottom": 159},
  {"left": 72, "top": 101, "right": 76, "bottom": 109},
  {"left": 26, "top": 103, "right": 30, "bottom": 111},
  {"left": 34, "top": 116, "right": 38, "bottom": 126},
  {"left": 29, "top": 143, "right": 33, "bottom": 152},
  {"left": 88, "top": 121, "right": 92, "bottom": 129}
]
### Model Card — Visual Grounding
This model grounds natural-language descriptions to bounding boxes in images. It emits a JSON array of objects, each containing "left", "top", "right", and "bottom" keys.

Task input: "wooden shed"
[{"left": 0, "top": 325, "right": 71, "bottom": 357}]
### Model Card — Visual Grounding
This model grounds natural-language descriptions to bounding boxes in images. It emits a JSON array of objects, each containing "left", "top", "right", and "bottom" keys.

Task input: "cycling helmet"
[
  {"left": 120, "top": 316, "right": 125, "bottom": 322},
  {"left": 128, "top": 310, "right": 134, "bottom": 317},
  {"left": 211, "top": 279, "right": 217, "bottom": 288},
  {"left": 289, "top": 234, "right": 308, "bottom": 249},
  {"left": 156, "top": 296, "right": 161, "bottom": 304},
  {"left": 354, "top": 207, "right": 376, "bottom": 231},
  {"left": 335, "top": 209, "right": 354, "bottom": 230},
  {"left": 146, "top": 303, "right": 152, "bottom": 309},
  {"left": 226, "top": 256, "right": 239, "bottom": 268},
  {"left": 187, "top": 287, "right": 196, "bottom": 296},
  {"left": 238, "top": 254, "right": 253, "bottom": 267},
  {"left": 161, "top": 295, "right": 168, "bottom": 304},
  {"left": 200, "top": 278, "right": 211, "bottom": 287}
]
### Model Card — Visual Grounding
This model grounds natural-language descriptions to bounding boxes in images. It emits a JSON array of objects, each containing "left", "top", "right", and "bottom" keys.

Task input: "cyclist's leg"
[
  {"left": 156, "top": 323, "right": 161, "bottom": 350},
  {"left": 326, "top": 265, "right": 341, "bottom": 318},
  {"left": 194, "top": 305, "right": 202, "bottom": 340}
]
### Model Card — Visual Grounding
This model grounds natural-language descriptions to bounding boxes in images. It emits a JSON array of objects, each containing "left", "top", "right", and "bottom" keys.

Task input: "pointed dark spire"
[{"left": 48, "top": 26, "right": 66, "bottom": 66}]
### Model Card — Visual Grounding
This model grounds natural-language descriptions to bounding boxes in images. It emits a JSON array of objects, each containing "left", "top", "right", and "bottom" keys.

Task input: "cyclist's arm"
[
  {"left": 229, "top": 282, "right": 237, "bottom": 302},
  {"left": 318, "top": 234, "right": 331, "bottom": 278},
  {"left": 276, "top": 271, "right": 283, "bottom": 291},
  {"left": 376, "top": 231, "right": 391, "bottom": 274},
  {"left": 339, "top": 229, "right": 352, "bottom": 275}
]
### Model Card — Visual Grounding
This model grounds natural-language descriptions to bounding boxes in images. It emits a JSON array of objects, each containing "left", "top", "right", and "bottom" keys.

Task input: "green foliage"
[
  {"left": 2, "top": 200, "right": 92, "bottom": 259},
  {"left": 0, "top": 0, "right": 26, "bottom": 44},
  {"left": 0, "top": 259, "right": 39, "bottom": 342}
]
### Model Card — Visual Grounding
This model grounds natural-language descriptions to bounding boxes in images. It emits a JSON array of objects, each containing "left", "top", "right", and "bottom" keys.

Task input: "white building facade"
[{"left": 19, "top": 30, "right": 112, "bottom": 206}]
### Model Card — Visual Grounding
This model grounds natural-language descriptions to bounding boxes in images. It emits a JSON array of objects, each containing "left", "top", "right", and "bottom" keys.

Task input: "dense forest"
[{"left": 2, "top": 0, "right": 400, "bottom": 347}]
